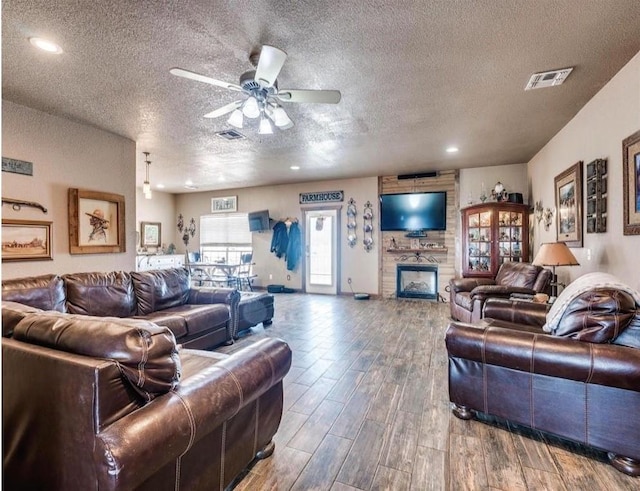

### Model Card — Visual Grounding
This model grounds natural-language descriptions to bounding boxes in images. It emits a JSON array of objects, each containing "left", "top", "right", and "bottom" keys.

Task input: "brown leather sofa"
[
  {"left": 448, "top": 261, "right": 551, "bottom": 323},
  {"left": 446, "top": 285, "right": 640, "bottom": 476},
  {"left": 2, "top": 268, "right": 240, "bottom": 349},
  {"left": 2, "top": 306, "right": 291, "bottom": 490}
]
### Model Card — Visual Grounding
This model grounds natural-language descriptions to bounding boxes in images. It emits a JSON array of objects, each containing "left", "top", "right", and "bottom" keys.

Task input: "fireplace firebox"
[{"left": 396, "top": 264, "right": 438, "bottom": 300}]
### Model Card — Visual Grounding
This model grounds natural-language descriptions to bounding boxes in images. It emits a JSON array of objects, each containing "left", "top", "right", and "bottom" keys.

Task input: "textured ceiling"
[{"left": 3, "top": 1, "right": 640, "bottom": 193}]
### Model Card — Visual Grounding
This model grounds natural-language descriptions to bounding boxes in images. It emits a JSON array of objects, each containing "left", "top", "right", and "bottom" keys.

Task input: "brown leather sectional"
[
  {"left": 2, "top": 268, "right": 240, "bottom": 349},
  {"left": 446, "top": 288, "right": 640, "bottom": 476},
  {"left": 2, "top": 306, "right": 292, "bottom": 490}
]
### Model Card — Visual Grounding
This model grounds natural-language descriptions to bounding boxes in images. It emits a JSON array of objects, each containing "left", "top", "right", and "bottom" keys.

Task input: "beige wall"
[
  {"left": 460, "top": 163, "right": 528, "bottom": 207},
  {"left": 528, "top": 50, "right": 640, "bottom": 290},
  {"left": 176, "top": 177, "right": 380, "bottom": 294},
  {"left": 2, "top": 101, "right": 137, "bottom": 278},
  {"left": 135, "top": 188, "right": 177, "bottom": 253}
]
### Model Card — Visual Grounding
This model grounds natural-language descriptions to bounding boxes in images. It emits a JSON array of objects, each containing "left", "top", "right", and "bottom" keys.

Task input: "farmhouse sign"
[{"left": 299, "top": 190, "right": 344, "bottom": 204}]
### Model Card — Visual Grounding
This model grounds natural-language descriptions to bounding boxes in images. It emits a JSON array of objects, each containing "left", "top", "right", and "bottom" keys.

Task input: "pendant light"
[{"left": 143, "top": 152, "right": 152, "bottom": 199}]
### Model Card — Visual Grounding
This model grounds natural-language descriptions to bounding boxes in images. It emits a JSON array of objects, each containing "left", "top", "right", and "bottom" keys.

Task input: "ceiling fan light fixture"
[
  {"left": 227, "top": 109, "right": 244, "bottom": 128},
  {"left": 242, "top": 96, "right": 260, "bottom": 118},
  {"left": 272, "top": 106, "right": 293, "bottom": 128},
  {"left": 259, "top": 116, "right": 273, "bottom": 135}
]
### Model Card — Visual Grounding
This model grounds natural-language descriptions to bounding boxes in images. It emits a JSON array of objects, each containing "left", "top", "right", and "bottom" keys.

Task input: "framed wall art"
[
  {"left": 69, "top": 188, "right": 126, "bottom": 254},
  {"left": 554, "top": 161, "right": 583, "bottom": 247},
  {"left": 2, "top": 219, "right": 52, "bottom": 262},
  {"left": 141, "top": 221, "right": 161, "bottom": 247},
  {"left": 211, "top": 196, "right": 237, "bottom": 213},
  {"left": 622, "top": 129, "right": 640, "bottom": 235}
]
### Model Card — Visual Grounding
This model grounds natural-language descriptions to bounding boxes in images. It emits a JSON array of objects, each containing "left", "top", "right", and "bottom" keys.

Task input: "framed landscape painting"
[
  {"left": 623, "top": 129, "right": 640, "bottom": 235},
  {"left": 2, "top": 219, "right": 52, "bottom": 262},
  {"left": 554, "top": 161, "right": 583, "bottom": 247}
]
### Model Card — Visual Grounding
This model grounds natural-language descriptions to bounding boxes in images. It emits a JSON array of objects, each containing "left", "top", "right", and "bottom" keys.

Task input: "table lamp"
[{"left": 532, "top": 242, "right": 580, "bottom": 298}]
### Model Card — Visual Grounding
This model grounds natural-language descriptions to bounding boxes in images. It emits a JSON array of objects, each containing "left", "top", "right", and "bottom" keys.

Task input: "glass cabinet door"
[
  {"left": 498, "top": 211, "right": 523, "bottom": 266},
  {"left": 467, "top": 211, "right": 492, "bottom": 272}
]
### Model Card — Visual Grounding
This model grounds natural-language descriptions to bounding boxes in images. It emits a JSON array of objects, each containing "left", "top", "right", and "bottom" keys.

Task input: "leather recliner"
[{"left": 448, "top": 261, "right": 551, "bottom": 323}]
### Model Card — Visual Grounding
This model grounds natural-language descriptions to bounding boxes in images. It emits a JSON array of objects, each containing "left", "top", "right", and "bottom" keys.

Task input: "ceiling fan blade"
[
  {"left": 203, "top": 100, "right": 244, "bottom": 119},
  {"left": 276, "top": 89, "right": 341, "bottom": 104},
  {"left": 254, "top": 45, "right": 287, "bottom": 87},
  {"left": 170, "top": 67, "right": 242, "bottom": 92}
]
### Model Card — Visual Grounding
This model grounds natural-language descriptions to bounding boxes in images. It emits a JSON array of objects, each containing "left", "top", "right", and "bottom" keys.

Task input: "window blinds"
[{"left": 200, "top": 214, "right": 251, "bottom": 245}]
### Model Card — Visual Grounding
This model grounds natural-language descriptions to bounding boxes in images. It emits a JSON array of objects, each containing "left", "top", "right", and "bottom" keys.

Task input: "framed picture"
[
  {"left": 2, "top": 219, "right": 52, "bottom": 262},
  {"left": 141, "top": 221, "right": 161, "bottom": 247},
  {"left": 69, "top": 188, "right": 126, "bottom": 254},
  {"left": 554, "top": 161, "right": 583, "bottom": 247},
  {"left": 622, "top": 129, "right": 640, "bottom": 235},
  {"left": 211, "top": 196, "right": 237, "bottom": 213}
]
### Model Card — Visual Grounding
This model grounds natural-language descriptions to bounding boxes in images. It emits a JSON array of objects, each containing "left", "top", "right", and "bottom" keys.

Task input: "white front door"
[{"left": 304, "top": 209, "right": 338, "bottom": 294}]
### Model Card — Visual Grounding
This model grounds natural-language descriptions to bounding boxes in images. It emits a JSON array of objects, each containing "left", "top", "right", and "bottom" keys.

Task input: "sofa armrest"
[
  {"left": 188, "top": 287, "right": 241, "bottom": 340},
  {"left": 469, "top": 284, "right": 536, "bottom": 300},
  {"left": 449, "top": 278, "right": 495, "bottom": 293},
  {"left": 188, "top": 287, "right": 239, "bottom": 306},
  {"left": 445, "top": 322, "right": 640, "bottom": 391},
  {"left": 483, "top": 298, "right": 549, "bottom": 328},
  {"left": 94, "top": 337, "right": 291, "bottom": 490}
]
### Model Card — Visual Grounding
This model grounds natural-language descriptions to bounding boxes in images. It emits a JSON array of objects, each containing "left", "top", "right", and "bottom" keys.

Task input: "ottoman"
[{"left": 235, "top": 291, "right": 275, "bottom": 338}]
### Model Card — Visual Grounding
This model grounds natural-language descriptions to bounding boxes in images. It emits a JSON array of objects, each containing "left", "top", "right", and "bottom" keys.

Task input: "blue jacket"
[
  {"left": 270, "top": 221, "right": 289, "bottom": 259},
  {"left": 286, "top": 222, "right": 301, "bottom": 271}
]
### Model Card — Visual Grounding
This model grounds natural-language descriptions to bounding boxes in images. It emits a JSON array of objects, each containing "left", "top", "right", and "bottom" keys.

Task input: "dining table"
[{"left": 188, "top": 262, "right": 242, "bottom": 287}]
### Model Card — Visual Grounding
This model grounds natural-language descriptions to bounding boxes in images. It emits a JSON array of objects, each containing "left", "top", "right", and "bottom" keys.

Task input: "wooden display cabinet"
[{"left": 461, "top": 202, "right": 530, "bottom": 278}]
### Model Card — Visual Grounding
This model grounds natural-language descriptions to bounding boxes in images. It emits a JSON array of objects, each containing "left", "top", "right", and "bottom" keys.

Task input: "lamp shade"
[
  {"left": 242, "top": 96, "right": 260, "bottom": 119},
  {"left": 533, "top": 242, "right": 579, "bottom": 267},
  {"left": 227, "top": 109, "right": 244, "bottom": 128}
]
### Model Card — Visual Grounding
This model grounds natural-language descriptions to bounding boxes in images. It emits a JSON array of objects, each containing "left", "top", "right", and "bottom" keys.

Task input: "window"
[{"left": 199, "top": 213, "right": 252, "bottom": 263}]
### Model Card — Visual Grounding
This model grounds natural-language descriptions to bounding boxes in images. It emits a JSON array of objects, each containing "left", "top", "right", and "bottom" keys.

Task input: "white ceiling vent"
[
  {"left": 525, "top": 67, "right": 573, "bottom": 90},
  {"left": 216, "top": 129, "right": 246, "bottom": 140}
]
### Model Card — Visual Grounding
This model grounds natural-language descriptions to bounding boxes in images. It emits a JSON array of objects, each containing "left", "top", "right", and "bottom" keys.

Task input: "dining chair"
[{"left": 232, "top": 253, "right": 257, "bottom": 291}]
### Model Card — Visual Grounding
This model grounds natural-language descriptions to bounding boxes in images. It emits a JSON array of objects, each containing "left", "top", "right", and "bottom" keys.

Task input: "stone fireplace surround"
[{"left": 379, "top": 171, "right": 458, "bottom": 300}]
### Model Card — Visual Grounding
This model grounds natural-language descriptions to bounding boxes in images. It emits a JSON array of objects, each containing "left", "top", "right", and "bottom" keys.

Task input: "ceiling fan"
[{"left": 170, "top": 45, "right": 341, "bottom": 134}]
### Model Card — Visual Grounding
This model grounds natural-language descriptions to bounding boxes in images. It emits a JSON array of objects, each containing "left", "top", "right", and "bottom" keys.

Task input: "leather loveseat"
[
  {"left": 445, "top": 273, "right": 640, "bottom": 476},
  {"left": 2, "top": 305, "right": 291, "bottom": 490},
  {"left": 2, "top": 268, "right": 240, "bottom": 349},
  {"left": 448, "top": 261, "right": 551, "bottom": 323}
]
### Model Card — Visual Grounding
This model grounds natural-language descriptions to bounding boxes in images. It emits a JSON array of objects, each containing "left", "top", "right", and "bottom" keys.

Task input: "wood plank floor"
[{"left": 219, "top": 294, "right": 639, "bottom": 490}]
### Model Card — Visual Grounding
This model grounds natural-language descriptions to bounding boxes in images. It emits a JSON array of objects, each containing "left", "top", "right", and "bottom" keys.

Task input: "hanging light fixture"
[
  {"left": 242, "top": 96, "right": 260, "bottom": 119},
  {"left": 270, "top": 105, "right": 294, "bottom": 129},
  {"left": 258, "top": 111, "right": 273, "bottom": 135},
  {"left": 143, "top": 152, "right": 152, "bottom": 199},
  {"left": 227, "top": 108, "right": 244, "bottom": 128}
]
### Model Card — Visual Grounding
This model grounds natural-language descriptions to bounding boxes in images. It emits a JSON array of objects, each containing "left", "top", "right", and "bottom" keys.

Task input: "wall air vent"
[
  {"left": 525, "top": 67, "right": 573, "bottom": 90},
  {"left": 216, "top": 129, "right": 246, "bottom": 140}
]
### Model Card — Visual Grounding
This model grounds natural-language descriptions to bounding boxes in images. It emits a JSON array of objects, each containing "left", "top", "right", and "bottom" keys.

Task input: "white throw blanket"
[{"left": 543, "top": 272, "right": 640, "bottom": 333}]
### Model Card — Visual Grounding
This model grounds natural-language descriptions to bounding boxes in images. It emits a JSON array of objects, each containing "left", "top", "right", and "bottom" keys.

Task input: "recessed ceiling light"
[
  {"left": 29, "top": 37, "right": 63, "bottom": 54},
  {"left": 185, "top": 180, "right": 193, "bottom": 186},
  {"left": 156, "top": 183, "right": 165, "bottom": 189},
  {"left": 446, "top": 146, "right": 459, "bottom": 153},
  {"left": 290, "top": 166, "right": 300, "bottom": 170}
]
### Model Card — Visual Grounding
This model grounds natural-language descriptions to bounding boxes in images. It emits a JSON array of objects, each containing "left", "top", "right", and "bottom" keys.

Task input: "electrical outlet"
[{"left": 269, "top": 273, "right": 273, "bottom": 280}]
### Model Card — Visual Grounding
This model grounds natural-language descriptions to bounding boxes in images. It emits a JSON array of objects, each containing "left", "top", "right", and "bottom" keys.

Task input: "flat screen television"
[
  {"left": 248, "top": 209, "right": 271, "bottom": 232},
  {"left": 379, "top": 192, "right": 447, "bottom": 231}
]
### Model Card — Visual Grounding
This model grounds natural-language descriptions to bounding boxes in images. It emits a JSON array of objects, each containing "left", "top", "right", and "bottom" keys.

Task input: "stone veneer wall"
[{"left": 379, "top": 171, "right": 459, "bottom": 300}]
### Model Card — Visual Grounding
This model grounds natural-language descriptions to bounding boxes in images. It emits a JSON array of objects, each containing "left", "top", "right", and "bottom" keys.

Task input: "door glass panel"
[{"left": 309, "top": 216, "right": 333, "bottom": 285}]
